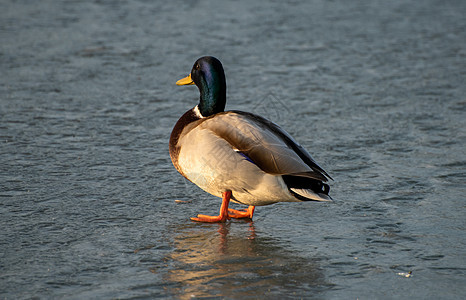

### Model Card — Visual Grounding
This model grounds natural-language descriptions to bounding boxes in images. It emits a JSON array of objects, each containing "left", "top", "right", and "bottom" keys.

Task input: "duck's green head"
[{"left": 176, "top": 56, "right": 226, "bottom": 117}]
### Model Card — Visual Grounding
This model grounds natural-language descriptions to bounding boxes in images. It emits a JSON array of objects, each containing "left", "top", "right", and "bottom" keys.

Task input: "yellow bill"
[{"left": 176, "top": 74, "right": 194, "bottom": 85}]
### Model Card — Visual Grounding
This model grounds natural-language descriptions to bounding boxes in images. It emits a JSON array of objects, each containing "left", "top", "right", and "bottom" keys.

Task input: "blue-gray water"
[{"left": 1, "top": 0, "right": 465, "bottom": 299}]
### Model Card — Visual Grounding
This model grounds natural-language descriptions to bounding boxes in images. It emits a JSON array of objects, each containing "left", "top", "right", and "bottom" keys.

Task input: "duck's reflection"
[{"left": 163, "top": 221, "right": 328, "bottom": 299}]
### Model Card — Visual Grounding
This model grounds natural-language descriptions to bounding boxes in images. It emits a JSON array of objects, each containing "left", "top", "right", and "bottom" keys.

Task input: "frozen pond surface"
[{"left": 1, "top": 0, "right": 465, "bottom": 299}]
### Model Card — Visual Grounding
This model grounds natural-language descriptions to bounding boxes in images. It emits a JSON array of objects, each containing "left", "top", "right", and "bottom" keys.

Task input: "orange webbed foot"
[
  {"left": 190, "top": 214, "right": 229, "bottom": 223},
  {"left": 228, "top": 205, "right": 255, "bottom": 219},
  {"left": 190, "top": 191, "right": 232, "bottom": 223}
]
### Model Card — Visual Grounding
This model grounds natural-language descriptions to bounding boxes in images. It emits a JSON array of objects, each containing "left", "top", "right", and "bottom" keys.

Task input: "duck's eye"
[{"left": 195, "top": 63, "right": 200, "bottom": 70}]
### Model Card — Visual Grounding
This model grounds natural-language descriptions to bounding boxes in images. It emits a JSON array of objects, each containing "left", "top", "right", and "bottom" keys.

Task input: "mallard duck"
[{"left": 170, "top": 56, "right": 332, "bottom": 222}]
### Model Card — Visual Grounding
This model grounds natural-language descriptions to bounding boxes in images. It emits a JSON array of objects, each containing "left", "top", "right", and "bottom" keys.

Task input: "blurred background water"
[{"left": 1, "top": 0, "right": 465, "bottom": 299}]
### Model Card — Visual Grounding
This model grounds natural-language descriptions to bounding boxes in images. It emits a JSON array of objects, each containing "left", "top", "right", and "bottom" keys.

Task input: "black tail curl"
[{"left": 282, "top": 175, "right": 330, "bottom": 195}]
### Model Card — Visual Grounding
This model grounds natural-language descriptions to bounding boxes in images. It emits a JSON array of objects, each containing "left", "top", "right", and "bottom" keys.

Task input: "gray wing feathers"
[{"left": 198, "top": 111, "right": 330, "bottom": 181}]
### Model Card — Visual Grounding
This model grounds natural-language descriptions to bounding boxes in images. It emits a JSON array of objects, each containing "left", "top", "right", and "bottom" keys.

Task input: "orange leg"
[
  {"left": 228, "top": 205, "right": 255, "bottom": 219},
  {"left": 191, "top": 191, "right": 232, "bottom": 223}
]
